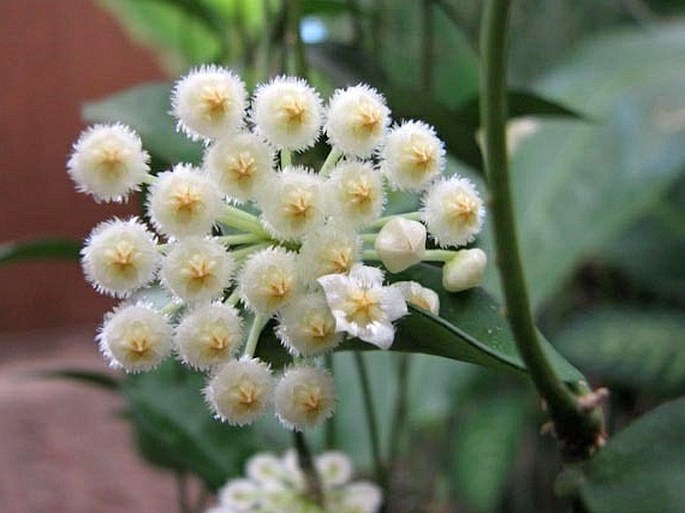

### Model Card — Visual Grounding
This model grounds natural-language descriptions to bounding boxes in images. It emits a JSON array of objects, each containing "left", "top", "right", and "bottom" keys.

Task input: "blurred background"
[{"left": 1, "top": 1, "right": 684, "bottom": 512}]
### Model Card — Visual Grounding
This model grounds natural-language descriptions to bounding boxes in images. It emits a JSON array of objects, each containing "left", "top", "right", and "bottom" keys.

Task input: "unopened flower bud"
[
  {"left": 392, "top": 281, "right": 440, "bottom": 314},
  {"left": 374, "top": 218, "right": 426, "bottom": 273},
  {"left": 442, "top": 248, "right": 487, "bottom": 292}
]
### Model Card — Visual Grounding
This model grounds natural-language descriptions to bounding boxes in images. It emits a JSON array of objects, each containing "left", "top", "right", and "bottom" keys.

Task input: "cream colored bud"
[
  {"left": 374, "top": 218, "right": 426, "bottom": 273},
  {"left": 442, "top": 248, "right": 487, "bottom": 292}
]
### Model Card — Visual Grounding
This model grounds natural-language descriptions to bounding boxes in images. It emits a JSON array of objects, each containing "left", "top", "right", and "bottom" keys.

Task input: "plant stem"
[
  {"left": 364, "top": 211, "right": 422, "bottom": 231},
  {"left": 353, "top": 351, "right": 385, "bottom": 485},
  {"left": 231, "top": 242, "right": 271, "bottom": 263},
  {"left": 243, "top": 314, "right": 268, "bottom": 358},
  {"left": 293, "top": 431, "right": 325, "bottom": 506},
  {"left": 218, "top": 233, "right": 265, "bottom": 246},
  {"left": 220, "top": 205, "right": 269, "bottom": 237},
  {"left": 320, "top": 147, "right": 343, "bottom": 176},
  {"left": 480, "top": 0, "right": 603, "bottom": 460},
  {"left": 324, "top": 353, "right": 336, "bottom": 449},
  {"left": 388, "top": 353, "right": 411, "bottom": 484},
  {"left": 286, "top": 0, "right": 308, "bottom": 77},
  {"left": 281, "top": 149, "right": 292, "bottom": 168}
]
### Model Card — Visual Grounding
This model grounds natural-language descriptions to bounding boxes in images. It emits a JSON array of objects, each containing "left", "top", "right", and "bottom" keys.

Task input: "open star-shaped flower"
[{"left": 317, "top": 264, "right": 408, "bottom": 349}]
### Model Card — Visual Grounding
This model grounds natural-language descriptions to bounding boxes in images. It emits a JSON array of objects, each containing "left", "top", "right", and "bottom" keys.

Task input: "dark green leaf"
[
  {"left": 453, "top": 393, "right": 527, "bottom": 513},
  {"left": 557, "top": 308, "right": 685, "bottom": 397},
  {"left": 121, "top": 360, "right": 256, "bottom": 490},
  {"left": 82, "top": 83, "right": 203, "bottom": 166},
  {"left": 579, "top": 396, "right": 685, "bottom": 513},
  {"left": 0, "top": 238, "right": 81, "bottom": 264},
  {"left": 39, "top": 369, "right": 119, "bottom": 390},
  {"left": 456, "top": 90, "right": 589, "bottom": 128},
  {"left": 380, "top": 264, "right": 584, "bottom": 382}
]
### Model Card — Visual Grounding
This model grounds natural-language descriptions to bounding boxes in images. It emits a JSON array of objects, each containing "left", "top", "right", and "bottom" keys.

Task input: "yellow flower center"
[
  {"left": 236, "top": 383, "right": 259, "bottom": 407},
  {"left": 108, "top": 240, "right": 137, "bottom": 275},
  {"left": 280, "top": 96, "right": 307, "bottom": 127},
  {"left": 346, "top": 287, "right": 382, "bottom": 326},
  {"left": 353, "top": 103, "right": 383, "bottom": 135},
  {"left": 96, "top": 146, "right": 127, "bottom": 176},
  {"left": 448, "top": 194, "right": 479, "bottom": 226},
  {"left": 227, "top": 152, "right": 256, "bottom": 182},
  {"left": 171, "top": 184, "right": 203, "bottom": 219},
  {"left": 201, "top": 86, "right": 231, "bottom": 119},
  {"left": 184, "top": 255, "right": 216, "bottom": 291},
  {"left": 126, "top": 324, "right": 152, "bottom": 358},
  {"left": 346, "top": 178, "right": 374, "bottom": 207},
  {"left": 324, "top": 248, "right": 352, "bottom": 275},
  {"left": 209, "top": 330, "right": 229, "bottom": 352},
  {"left": 305, "top": 316, "right": 335, "bottom": 344},
  {"left": 408, "top": 141, "right": 436, "bottom": 172}
]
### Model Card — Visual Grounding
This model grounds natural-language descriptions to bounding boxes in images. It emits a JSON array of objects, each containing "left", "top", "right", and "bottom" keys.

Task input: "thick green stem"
[
  {"left": 480, "top": 0, "right": 602, "bottom": 460},
  {"left": 320, "top": 147, "right": 343, "bottom": 176},
  {"left": 353, "top": 351, "right": 385, "bottom": 485},
  {"left": 220, "top": 205, "right": 269, "bottom": 237}
]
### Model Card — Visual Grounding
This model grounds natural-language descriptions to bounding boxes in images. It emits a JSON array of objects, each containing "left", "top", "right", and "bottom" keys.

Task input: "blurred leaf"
[
  {"left": 83, "top": 83, "right": 203, "bottom": 165},
  {"left": 601, "top": 179, "right": 685, "bottom": 301},
  {"left": 579, "top": 396, "right": 685, "bottom": 513},
  {"left": 456, "top": 90, "right": 590, "bottom": 127},
  {"left": 557, "top": 308, "right": 685, "bottom": 397},
  {"left": 0, "top": 238, "right": 81, "bottom": 264},
  {"left": 98, "top": 0, "right": 223, "bottom": 67},
  {"left": 121, "top": 360, "right": 256, "bottom": 490},
  {"left": 303, "top": 0, "right": 353, "bottom": 15},
  {"left": 40, "top": 369, "right": 120, "bottom": 390},
  {"left": 483, "top": 25, "right": 685, "bottom": 307},
  {"left": 453, "top": 393, "right": 527, "bottom": 513},
  {"left": 379, "top": 1, "right": 480, "bottom": 108}
]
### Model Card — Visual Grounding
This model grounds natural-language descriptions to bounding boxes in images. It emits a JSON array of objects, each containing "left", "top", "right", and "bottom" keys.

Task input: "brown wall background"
[{"left": 0, "top": 0, "right": 166, "bottom": 333}]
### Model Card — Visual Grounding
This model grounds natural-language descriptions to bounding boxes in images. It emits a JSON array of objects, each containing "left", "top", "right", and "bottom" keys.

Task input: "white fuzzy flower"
[
  {"left": 174, "top": 303, "right": 243, "bottom": 370},
  {"left": 325, "top": 84, "right": 390, "bottom": 157},
  {"left": 204, "top": 132, "right": 274, "bottom": 203},
  {"left": 245, "top": 453, "right": 287, "bottom": 487},
  {"left": 298, "top": 223, "right": 360, "bottom": 285},
  {"left": 251, "top": 76, "right": 322, "bottom": 150},
  {"left": 277, "top": 291, "right": 343, "bottom": 356},
  {"left": 341, "top": 481, "right": 384, "bottom": 513},
  {"left": 161, "top": 237, "right": 234, "bottom": 303},
  {"left": 317, "top": 264, "right": 407, "bottom": 349},
  {"left": 148, "top": 164, "right": 222, "bottom": 239},
  {"left": 205, "top": 357, "right": 274, "bottom": 426},
  {"left": 442, "top": 248, "right": 487, "bottom": 292},
  {"left": 172, "top": 65, "right": 247, "bottom": 141},
  {"left": 256, "top": 166, "right": 325, "bottom": 240},
  {"left": 238, "top": 246, "right": 299, "bottom": 314},
  {"left": 81, "top": 217, "right": 159, "bottom": 297},
  {"left": 373, "top": 218, "right": 426, "bottom": 273},
  {"left": 380, "top": 120, "right": 445, "bottom": 191},
  {"left": 421, "top": 176, "right": 485, "bottom": 248},
  {"left": 274, "top": 366, "right": 336, "bottom": 430},
  {"left": 316, "top": 451, "right": 353, "bottom": 487},
  {"left": 328, "top": 161, "right": 385, "bottom": 227},
  {"left": 98, "top": 303, "right": 172, "bottom": 372},
  {"left": 67, "top": 123, "right": 149, "bottom": 202},
  {"left": 391, "top": 281, "right": 440, "bottom": 314},
  {"left": 219, "top": 478, "right": 261, "bottom": 511}
]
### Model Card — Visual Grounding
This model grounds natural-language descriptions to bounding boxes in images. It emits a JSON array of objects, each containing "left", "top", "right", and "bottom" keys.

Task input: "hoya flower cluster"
[
  {"left": 68, "top": 65, "right": 487, "bottom": 430},
  {"left": 207, "top": 450, "right": 382, "bottom": 513}
]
